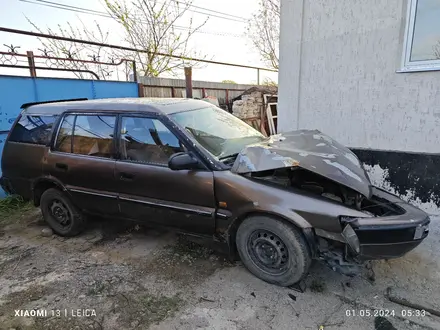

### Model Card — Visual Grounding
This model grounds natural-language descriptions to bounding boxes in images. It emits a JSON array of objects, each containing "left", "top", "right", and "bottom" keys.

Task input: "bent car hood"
[{"left": 231, "top": 130, "right": 372, "bottom": 198}]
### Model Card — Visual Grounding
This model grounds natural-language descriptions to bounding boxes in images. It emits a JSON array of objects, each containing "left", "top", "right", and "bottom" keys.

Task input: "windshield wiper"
[{"left": 219, "top": 153, "right": 239, "bottom": 161}]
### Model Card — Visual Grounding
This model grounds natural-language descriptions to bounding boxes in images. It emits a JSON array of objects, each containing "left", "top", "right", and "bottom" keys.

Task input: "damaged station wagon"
[{"left": 1, "top": 98, "right": 430, "bottom": 286}]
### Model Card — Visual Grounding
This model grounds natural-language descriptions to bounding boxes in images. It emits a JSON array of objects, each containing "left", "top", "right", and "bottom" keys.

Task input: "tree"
[
  {"left": 29, "top": 0, "right": 207, "bottom": 80},
  {"left": 261, "top": 77, "right": 278, "bottom": 87},
  {"left": 104, "top": 0, "right": 207, "bottom": 77},
  {"left": 29, "top": 19, "right": 123, "bottom": 80},
  {"left": 221, "top": 80, "right": 237, "bottom": 84},
  {"left": 247, "top": 0, "right": 280, "bottom": 70}
]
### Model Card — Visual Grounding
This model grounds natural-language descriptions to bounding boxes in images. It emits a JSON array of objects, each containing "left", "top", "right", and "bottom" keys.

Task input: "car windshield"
[{"left": 170, "top": 106, "right": 266, "bottom": 159}]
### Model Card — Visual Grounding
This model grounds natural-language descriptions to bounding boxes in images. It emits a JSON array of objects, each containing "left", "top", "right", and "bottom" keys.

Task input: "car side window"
[
  {"left": 54, "top": 114, "right": 116, "bottom": 158},
  {"left": 120, "top": 116, "right": 184, "bottom": 165},
  {"left": 55, "top": 115, "right": 75, "bottom": 153},
  {"left": 9, "top": 115, "right": 57, "bottom": 145},
  {"left": 73, "top": 115, "right": 116, "bottom": 158}
]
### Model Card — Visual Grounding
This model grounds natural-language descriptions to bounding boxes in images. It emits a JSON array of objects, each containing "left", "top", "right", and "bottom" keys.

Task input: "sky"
[
  {"left": 410, "top": 0, "right": 440, "bottom": 61},
  {"left": 0, "top": 0, "right": 278, "bottom": 84}
]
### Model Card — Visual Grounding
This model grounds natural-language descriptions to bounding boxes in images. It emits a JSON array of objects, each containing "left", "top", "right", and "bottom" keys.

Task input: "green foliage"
[
  {"left": 0, "top": 195, "right": 34, "bottom": 225},
  {"left": 0, "top": 195, "right": 30, "bottom": 214},
  {"left": 221, "top": 80, "right": 237, "bottom": 84}
]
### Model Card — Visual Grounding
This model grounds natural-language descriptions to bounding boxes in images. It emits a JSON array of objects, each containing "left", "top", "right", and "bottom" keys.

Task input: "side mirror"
[{"left": 168, "top": 152, "right": 201, "bottom": 171}]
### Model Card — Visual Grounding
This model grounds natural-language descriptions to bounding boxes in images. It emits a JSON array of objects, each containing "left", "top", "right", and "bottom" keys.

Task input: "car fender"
[
  {"left": 230, "top": 203, "right": 313, "bottom": 230},
  {"left": 31, "top": 176, "right": 69, "bottom": 205},
  {"left": 32, "top": 176, "right": 67, "bottom": 192}
]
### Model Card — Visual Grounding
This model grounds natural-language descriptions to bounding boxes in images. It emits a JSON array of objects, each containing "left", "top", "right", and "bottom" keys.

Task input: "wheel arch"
[
  {"left": 32, "top": 177, "right": 67, "bottom": 207},
  {"left": 226, "top": 210, "right": 317, "bottom": 258}
]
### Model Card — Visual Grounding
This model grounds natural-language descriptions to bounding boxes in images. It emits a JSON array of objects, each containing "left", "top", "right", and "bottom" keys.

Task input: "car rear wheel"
[
  {"left": 236, "top": 215, "right": 311, "bottom": 286},
  {"left": 40, "top": 188, "right": 86, "bottom": 237}
]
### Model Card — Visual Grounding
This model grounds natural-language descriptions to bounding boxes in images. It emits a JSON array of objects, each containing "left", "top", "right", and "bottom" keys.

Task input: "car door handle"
[
  {"left": 55, "top": 163, "right": 68, "bottom": 171},
  {"left": 120, "top": 172, "right": 134, "bottom": 181}
]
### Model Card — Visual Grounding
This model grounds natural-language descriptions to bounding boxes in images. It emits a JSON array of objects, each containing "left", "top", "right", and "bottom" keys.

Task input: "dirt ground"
[{"left": 0, "top": 205, "right": 439, "bottom": 330}]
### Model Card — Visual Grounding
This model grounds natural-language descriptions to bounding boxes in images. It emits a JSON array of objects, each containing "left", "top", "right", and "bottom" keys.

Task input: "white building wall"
[{"left": 278, "top": 0, "right": 440, "bottom": 154}]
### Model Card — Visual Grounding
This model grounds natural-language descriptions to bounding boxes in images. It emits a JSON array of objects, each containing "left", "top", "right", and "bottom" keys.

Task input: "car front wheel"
[
  {"left": 40, "top": 188, "right": 86, "bottom": 236},
  {"left": 236, "top": 215, "right": 311, "bottom": 286}
]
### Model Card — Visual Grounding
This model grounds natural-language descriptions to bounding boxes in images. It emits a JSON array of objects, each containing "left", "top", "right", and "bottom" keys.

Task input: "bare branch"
[
  {"left": 103, "top": 0, "right": 208, "bottom": 76},
  {"left": 247, "top": 0, "right": 280, "bottom": 70},
  {"left": 29, "top": 0, "right": 206, "bottom": 79},
  {"left": 27, "top": 17, "right": 122, "bottom": 80}
]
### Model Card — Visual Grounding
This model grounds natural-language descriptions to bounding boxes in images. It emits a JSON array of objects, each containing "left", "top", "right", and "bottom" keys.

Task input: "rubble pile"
[{"left": 232, "top": 91, "right": 264, "bottom": 119}]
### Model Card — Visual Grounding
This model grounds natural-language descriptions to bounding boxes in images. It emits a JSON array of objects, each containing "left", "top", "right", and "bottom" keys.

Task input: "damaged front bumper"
[{"left": 319, "top": 187, "right": 430, "bottom": 262}]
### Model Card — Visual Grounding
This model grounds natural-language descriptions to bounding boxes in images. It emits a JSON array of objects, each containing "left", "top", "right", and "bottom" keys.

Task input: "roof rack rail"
[{"left": 20, "top": 98, "right": 88, "bottom": 109}]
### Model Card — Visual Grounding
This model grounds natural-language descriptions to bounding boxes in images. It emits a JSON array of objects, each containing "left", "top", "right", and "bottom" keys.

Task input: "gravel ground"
[{"left": 0, "top": 207, "right": 439, "bottom": 330}]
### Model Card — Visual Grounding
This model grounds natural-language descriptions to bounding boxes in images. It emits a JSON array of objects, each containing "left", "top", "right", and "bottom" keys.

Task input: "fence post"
[
  {"left": 171, "top": 87, "right": 176, "bottom": 98},
  {"left": 26, "top": 51, "right": 37, "bottom": 77},
  {"left": 132, "top": 61, "right": 138, "bottom": 82},
  {"left": 138, "top": 83, "right": 145, "bottom": 97},
  {"left": 257, "top": 68, "right": 260, "bottom": 85},
  {"left": 184, "top": 67, "right": 193, "bottom": 98},
  {"left": 225, "top": 89, "right": 229, "bottom": 110}
]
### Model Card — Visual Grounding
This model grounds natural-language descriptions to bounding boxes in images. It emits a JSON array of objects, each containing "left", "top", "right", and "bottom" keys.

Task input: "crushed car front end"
[
  {"left": 312, "top": 186, "right": 430, "bottom": 275},
  {"left": 338, "top": 186, "right": 430, "bottom": 261},
  {"left": 230, "top": 129, "right": 430, "bottom": 273}
]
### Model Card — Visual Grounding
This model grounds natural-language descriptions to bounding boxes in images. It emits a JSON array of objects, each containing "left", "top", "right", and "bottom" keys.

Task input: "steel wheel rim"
[
  {"left": 49, "top": 199, "right": 72, "bottom": 228},
  {"left": 247, "top": 229, "right": 291, "bottom": 275}
]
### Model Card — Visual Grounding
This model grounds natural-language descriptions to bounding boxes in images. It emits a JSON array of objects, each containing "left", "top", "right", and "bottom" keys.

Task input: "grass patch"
[
  {"left": 167, "top": 236, "right": 214, "bottom": 261},
  {"left": 114, "top": 292, "right": 184, "bottom": 328},
  {"left": 0, "top": 195, "right": 35, "bottom": 226},
  {"left": 309, "top": 278, "right": 326, "bottom": 293},
  {"left": 144, "top": 235, "right": 233, "bottom": 284},
  {"left": 140, "top": 293, "right": 183, "bottom": 324},
  {"left": 87, "top": 280, "right": 108, "bottom": 296}
]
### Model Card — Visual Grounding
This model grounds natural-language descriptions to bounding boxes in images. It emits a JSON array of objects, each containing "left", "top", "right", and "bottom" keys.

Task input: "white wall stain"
[{"left": 364, "top": 164, "right": 440, "bottom": 215}]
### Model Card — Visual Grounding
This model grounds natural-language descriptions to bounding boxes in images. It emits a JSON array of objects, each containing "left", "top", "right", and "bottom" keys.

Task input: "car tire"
[
  {"left": 236, "top": 215, "right": 311, "bottom": 286},
  {"left": 40, "top": 188, "right": 86, "bottom": 237}
]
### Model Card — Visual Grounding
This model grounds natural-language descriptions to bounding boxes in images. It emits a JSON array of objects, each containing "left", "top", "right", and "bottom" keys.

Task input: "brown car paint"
[{"left": 0, "top": 98, "right": 430, "bottom": 262}]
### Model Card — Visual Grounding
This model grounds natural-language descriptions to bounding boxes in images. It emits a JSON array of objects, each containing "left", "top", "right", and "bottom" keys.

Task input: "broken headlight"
[
  {"left": 414, "top": 222, "right": 429, "bottom": 240},
  {"left": 341, "top": 223, "right": 360, "bottom": 254}
]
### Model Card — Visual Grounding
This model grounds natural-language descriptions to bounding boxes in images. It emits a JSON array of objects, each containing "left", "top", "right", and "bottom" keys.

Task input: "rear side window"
[
  {"left": 9, "top": 115, "right": 57, "bottom": 145},
  {"left": 54, "top": 114, "right": 116, "bottom": 158}
]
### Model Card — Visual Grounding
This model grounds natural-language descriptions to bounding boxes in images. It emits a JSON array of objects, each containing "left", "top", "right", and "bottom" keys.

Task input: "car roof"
[{"left": 22, "top": 98, "right": 212, "bottom": 116}]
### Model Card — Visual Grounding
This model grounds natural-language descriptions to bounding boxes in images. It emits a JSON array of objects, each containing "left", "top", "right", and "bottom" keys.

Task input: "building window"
[
  {"left": 402, "top": 0, "right": 440, "bottom": 72},
  {"left": 120, "top": 117, "right": 183, "bottom": 165}
]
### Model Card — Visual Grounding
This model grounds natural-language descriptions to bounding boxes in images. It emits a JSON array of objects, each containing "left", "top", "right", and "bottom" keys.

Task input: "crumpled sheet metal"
[{"left": 231, "top": 129, "right": 372, "bottom": 198}]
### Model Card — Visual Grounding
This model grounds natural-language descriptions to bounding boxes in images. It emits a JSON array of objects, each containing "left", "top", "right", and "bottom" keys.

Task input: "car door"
[
  {"left": 43, "top": 113, "right": 119, "bottom": 216},
  {"left": 115, "top": 114, "right": 216, "bottom": 235}
]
